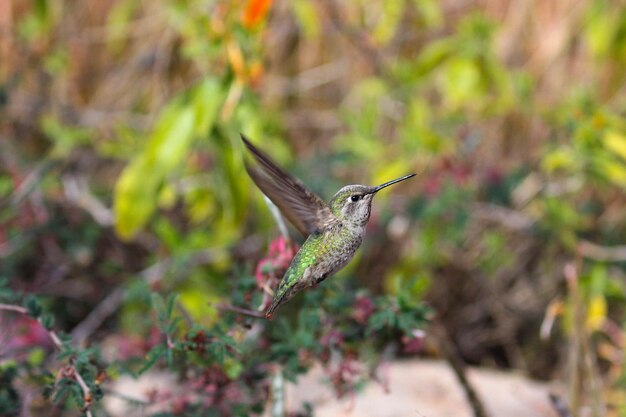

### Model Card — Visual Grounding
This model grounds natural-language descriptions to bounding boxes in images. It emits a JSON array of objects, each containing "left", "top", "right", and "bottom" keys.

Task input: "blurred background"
[{"left": 1, "top": 0, "right": 626, "bottom": 416}]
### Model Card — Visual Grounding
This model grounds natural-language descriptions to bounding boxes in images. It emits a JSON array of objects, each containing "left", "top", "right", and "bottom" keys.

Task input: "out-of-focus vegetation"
[{"left": 1, "top": 0, "right": 626, "bottom": 416}]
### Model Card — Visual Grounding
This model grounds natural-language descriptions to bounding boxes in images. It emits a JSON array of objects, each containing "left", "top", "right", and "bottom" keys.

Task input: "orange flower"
[{"left": 242, "top": 0, "right": 272, "bottom": 29}]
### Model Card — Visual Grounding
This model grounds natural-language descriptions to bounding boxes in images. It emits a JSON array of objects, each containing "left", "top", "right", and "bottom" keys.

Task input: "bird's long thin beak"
[{"left": 372, "top": 173, "right": 416, "bottom": 193}]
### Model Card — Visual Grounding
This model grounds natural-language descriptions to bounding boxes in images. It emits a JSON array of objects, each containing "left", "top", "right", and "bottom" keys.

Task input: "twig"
[
  {"left": 7, "top": 160, "right": 56, "bottom": 206},
  {"left": 472, "top": 204, "right": 626, "bottom": 262},
  {"left": 71, "top": 237, "right": 263, "bottom": 343},
  {"left": 62, "top": 174, "right": 114, "bottom": 226},
  {"left": 271, "top": 366, "right": 285, "bottom": 417},
  {"left": 0, "top": 304, "right": 93, "bottom": 417},
  {"left": 70, "top": 248, "right": 222, "bottom": 344},
  {"left": 470, "top": 202, "right": 535, "bottom": 231},
  {"left": 69, "top": 257, "right": 173, "bottom": 344},
  {"left": 564, "top": 263, "right": 606, "bottom": 417},
  {"left": 430, "top": 317, "right": 491, "bottom": 417},
  {"left": 217, "top": 303, "right": 266, "bottom": 319},
  {"left": 577, "top": 240, "right": 626, "bottom": 262},
  {"left": 0, "top": 303, "right": 27, "bottom": 314},
  {"left": 321, "top": 0, "right": 385, "bottom": 77},
  {"left": 549, "top": 393, "right": 573, "bottom": 417}
]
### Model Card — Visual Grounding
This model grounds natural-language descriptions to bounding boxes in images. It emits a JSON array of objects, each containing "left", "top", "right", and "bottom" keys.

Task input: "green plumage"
[
  {"left": 266, "top": 224, "right": 363, "bottom": 317},
  {"left": 241, "top": 134, "right": 415, "bottom": 319},
  {"left": 271, "top": 234, "right": 320, "bottom": 306}
]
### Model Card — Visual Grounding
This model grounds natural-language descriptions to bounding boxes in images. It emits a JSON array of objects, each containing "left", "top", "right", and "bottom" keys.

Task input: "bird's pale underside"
[{"left": 241, "top": 134, "right": 415, "bottom": 319}]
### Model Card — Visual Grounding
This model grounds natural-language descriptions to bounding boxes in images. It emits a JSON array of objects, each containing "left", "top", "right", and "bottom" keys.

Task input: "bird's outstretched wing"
[{"left": 241, "top": 134, "right": 334, "bottom": 237}]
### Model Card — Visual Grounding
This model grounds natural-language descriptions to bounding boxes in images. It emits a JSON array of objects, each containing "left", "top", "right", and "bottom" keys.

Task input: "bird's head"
[{"left": 329, "top": 174, "right": 415, "bottom": 228}]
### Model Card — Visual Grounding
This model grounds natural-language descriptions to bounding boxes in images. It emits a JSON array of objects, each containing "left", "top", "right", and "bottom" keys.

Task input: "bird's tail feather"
[{"left": 265, "top": 293, "right": 286, "bottom": 320}]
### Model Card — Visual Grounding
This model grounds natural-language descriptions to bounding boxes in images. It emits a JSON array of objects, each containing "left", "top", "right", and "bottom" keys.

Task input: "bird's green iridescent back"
[
  {"left": 272, "top": 224, "right": 362, "bottom": 306},
  {"left": 274, "top": 233, "right": 321, "bottom": 299}
]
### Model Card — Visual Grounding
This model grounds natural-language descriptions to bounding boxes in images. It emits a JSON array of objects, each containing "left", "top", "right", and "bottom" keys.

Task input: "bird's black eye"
[{"left": 350, "top": 195, "right": 360, "bottom": 202}]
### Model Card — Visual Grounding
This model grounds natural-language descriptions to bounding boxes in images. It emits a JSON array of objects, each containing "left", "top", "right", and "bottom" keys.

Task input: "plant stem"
[{"left": 0, "top": 303, "right": 93, "bottom": 417}]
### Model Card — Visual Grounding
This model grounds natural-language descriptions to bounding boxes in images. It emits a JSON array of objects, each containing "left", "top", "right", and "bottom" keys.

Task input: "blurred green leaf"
[
  {"left": 412, "top": 39, "right": 455, "bottom": 79},
  {"left": 139, "top": 344, "right": 166, "bottom": 374},
  {"left": 41, "top": 313, "right": 55, "bottom": 330},
  {"left": 113, "top": 79, "right": 224, "bottom": 239},
  {"left": 41, "top": 115, "right": 92, "bottom": 158},
  {"left": 25, "top": 295, "right": 42, "bottom": 319},
  {"left": 542, "top": 147, "right": 580, "bottom": 173},
  {"left": 441, "top": 57, "right": 482, "bottom": 109},
  {"left": 604, "top": 130, "right": 626, "bottom": 161},
  {"left": 291, "top": 0, "right": 320, "bottom": 38},
  {"left": 372, "top": 1, "right": 403, "bottom": 44},
  {"left": 107, "top": 0, "right": 140, "bottom": 53},
  {"left": 412, "top": 0, "right": 443, "bottom": 28},
  {"left": 17, "top": 0, "right": 55, "bottom": 40}
]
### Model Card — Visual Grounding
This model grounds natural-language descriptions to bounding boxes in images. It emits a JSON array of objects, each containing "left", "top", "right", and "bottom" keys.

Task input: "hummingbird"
[{"left": 241, "top": 134, "right": 415, "bottom": 319}]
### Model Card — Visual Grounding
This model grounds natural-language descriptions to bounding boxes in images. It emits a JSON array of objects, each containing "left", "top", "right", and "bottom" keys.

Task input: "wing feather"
[{"left": 241, "top": 134, "right": 334, "bottom": 236}]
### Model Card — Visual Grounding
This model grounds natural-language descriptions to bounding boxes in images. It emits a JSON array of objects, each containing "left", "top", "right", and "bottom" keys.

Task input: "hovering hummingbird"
[{"left": 241, "top": 134, "right": 415, "bottom": 319}]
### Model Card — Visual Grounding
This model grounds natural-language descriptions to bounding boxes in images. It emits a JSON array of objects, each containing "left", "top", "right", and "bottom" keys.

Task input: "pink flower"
[
  {"left": 351, "top": 295, "right": 374, "bottom": 324},
  {"left": 401, "top": 329, "right": 425, "bottom": 354},
  {"left": 254, "top": 236, "right": 298, "bottom": 287},
  {"left": 0, "top": 315, "right": 53, "bottom": 359},
  {"left": 320, "top": 329, "right": 344, "bottom": 348}
]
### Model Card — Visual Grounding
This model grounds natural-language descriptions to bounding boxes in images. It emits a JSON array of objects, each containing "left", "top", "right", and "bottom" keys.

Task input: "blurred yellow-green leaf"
[
  {"left": 291, "top": 0, "right": 320, "bottom": 38},
  {"left": 114, "top": 79, "right": 224, "bottom": 239},
  {"left": 586, "top": 295, "right": 607, "bottom": 331},
  {"left": 604, "top": 130, "right": 626, "bottom": 162},
  {"left": 372, "top": 1, "right": 403, "bottom": 44},
  {"left": 411, "top": 0, "right": 443, "bottom": 29}
]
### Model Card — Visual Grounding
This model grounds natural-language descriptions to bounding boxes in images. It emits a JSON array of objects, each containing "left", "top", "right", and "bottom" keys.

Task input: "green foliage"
[
  {"left": 0, "top": 363, "right": 20, "bottom": 416},
  {"left": 114, "top": 79, "right": 224, "bottom": 239},
  {"left": 3, "top": 0, "right": 626, "bottom": 415}
]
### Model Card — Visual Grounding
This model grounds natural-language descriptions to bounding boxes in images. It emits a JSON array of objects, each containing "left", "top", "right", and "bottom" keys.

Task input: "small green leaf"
[
  {"left": 151, "top": 293, "right": 167, "bottom": 322},
  {"left": 139, "top": 344, "right": 166, "bottom": 374},
  {"left": 165, "top": 294, "right": 178, "bottom": 319},
  {"left": 25, "top": 295, "right": 42, "bottom": 318},
  {"left": 210, "top": 342, "right": 225, "bottom": 365},
  {"left": 412, "top": 39, "right": 455, "bottom": 78},
  {"left": 27, "top": 348, "right": 46, "bottom": 366},
  {"left": 224, "top": 358, "right": 244, "bottom": 379},
  {"left": 41, "top": 313, "right": 55, "bottom": 330},
  {"left": 367, "top": 311, "right": 389, "bottom": 334}
]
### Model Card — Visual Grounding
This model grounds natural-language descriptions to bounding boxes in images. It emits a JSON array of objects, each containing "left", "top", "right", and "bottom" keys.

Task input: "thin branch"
[
  {"left": 62, "top": 174, "right": 114, "bottom": 226},
  {"left": 549, "top": 393, "right": 574, "bottom": 417},
  {"left": 70, "top": 248, "right": 222, "bottom": 344},
  {"left": 271, "top": 366, "right": 285, "bottom": 417},
  {"left": 0, "top": 304, "right": 93, "bottom": 417},
  {"left": 217, "top": 303, "right": 266, "bottom": 319},
  {"left": 470, "top": 202, "right": 535, "bottom": 231},
  {"left": 431, "top": 317, "right": 491, "bottom": 417},
  {"left": 321, "top": 0, "right": 385, "bottom": 77},
  {"left": 70, "top": 236, "right": 262, "bottom": 344},
  {"left": 564, "top": 263, "right": 606, "bottom": 417},
  {"left": 0, "top": 303, "right": 27, "bottom": 314},
  {"left": 101, "top": 388, "right": 150, "bottom": 406},
  {"left": 577, "top": 240, "right": 626, "bottom": 262},
  {"left": 71, "top": 366, "right": 93, "bottom": 415}
]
